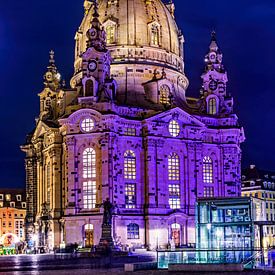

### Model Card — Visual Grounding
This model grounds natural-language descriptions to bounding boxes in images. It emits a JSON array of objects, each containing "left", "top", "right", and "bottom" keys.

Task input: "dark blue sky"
[{"left": 1, "top": 0, "right": 275, "bottom": 188}]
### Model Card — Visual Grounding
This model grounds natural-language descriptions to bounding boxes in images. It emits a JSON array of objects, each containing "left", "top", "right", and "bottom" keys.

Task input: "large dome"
[{"left": 72, "top": 0, "right": 188, "bottom": 99}]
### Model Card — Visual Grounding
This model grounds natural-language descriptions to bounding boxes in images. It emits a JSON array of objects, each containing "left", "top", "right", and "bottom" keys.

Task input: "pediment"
[
  {"left": 59, "top": 108, "right": 102, "bottom": 126},
  {"left": 32, "top": 120, "right": 52, "bottom": 141},
  {"left": 103, "top": 17, "right": 118, "bottom": 26},
  {"left": 38, "top": 87, "right": 56, "bottom": 99},
  {"left": 146, "top": 107, "right": 206, "bottom": 128}
]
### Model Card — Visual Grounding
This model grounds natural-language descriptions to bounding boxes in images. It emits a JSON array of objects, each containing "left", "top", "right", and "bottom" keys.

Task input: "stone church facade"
[{"left": 21, "top": 0, "right": 245, "bottom": 250}]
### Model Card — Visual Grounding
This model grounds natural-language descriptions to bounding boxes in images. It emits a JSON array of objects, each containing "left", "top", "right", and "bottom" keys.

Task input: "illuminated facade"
[
  {"left": 21, "top": 0, "right": 245, "bottom": 250},
  {"left": 0, "top": 189, "right": 26, "bottom": 242},
  {"left": 242, "top": 165, "right": 275, "bottom": 248}
]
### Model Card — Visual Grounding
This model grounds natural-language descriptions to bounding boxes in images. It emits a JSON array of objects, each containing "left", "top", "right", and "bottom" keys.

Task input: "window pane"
[
  {"left": 168, "top": 153, "right": 180, "bottom": 181},
  {"left": 125, "top": 183, "right": 136, "bottom": 209},
  {"left": 204, "top": 187, "right": 214, "bottom": 198},
  {"left": 203, "top": 156, "right": 213, "bottom": 183},
  {"left": 151, "top": 25, "right": 159, "bottom": 46},
  {"left": 124, "top": 150, "right": 136, "bottom": 180},
  {"left": 169, "top": 120, "right": 180, "bottom": 137},
  {"left": 83, "top": 181, "right": 96, "bottom": 209},
  {"left": 106, "top": 25, "right": 115, "bottom": 44},
  {"left": 127, "top": 223, "right": 139, "bottom": 239},
  {"left": 83, "top": 148, "right": 96, "bottom": 179},
  {"left": 169, "top": 184, "right": 180, "bottom": 209},
  {"left": 209, "top": 98, "right": 217, "bottom": 115},
  {"left": 160, "top": 85, "right": 170, "bottom": 104}
]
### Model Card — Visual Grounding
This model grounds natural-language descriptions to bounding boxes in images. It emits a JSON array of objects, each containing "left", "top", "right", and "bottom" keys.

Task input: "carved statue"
[{"left": 102, "top": 198, "right": 114, "bottom": 226}]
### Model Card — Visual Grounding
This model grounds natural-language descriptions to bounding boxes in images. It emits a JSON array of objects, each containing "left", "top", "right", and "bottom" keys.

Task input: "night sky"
[{"left": 1, "top": 0, "right": 275, "bottom": 188}]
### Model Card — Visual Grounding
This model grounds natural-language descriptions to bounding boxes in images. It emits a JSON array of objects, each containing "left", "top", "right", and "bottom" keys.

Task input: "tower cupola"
[
  {"left": 43, "top": 50, "right": 61, "bottom": 91},
  {"left": 199, "top": 32, "right": 234, "bottom": 116}
]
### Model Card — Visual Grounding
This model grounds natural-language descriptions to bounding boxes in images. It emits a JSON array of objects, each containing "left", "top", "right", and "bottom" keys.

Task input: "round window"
[
  {"left": 169, "top": 120, "right": 180, "bottom": 137},
  {"left": 81, "top": 117, "right": 95, "bottom": 133}
]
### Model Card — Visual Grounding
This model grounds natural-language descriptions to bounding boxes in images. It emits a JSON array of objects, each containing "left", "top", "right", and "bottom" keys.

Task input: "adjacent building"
[
  {"left": 0, "top": 189, "right": 26, "bottom": 243},
  {"left": 242, "top": 165, "right": 275, "bottom": 248},
  {"left": 196, "top": 197, "right": 265, "bottom": 251},
  {"left": 21, "top": 0, "right": 245, "bottom": 250}
]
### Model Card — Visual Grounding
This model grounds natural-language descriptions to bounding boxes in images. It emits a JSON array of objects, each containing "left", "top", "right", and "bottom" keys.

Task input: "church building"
[{"left": 21, "top": 0, "right": 245, "bottom": 250}]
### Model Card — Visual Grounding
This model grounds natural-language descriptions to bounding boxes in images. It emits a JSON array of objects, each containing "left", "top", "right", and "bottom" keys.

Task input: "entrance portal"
[
  {"left": 84, "top": 224, "right": 94, "bottom": 248},
  {"left": 171, "top": 223, "right": 181, "bottom": 247}
]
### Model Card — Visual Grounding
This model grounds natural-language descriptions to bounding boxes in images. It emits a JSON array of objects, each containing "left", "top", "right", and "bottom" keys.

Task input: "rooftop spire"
[
  {"left": 86, "top": 0, "right": 107, "bottom": 51},
  {"left": 44, "top": 50, "right": 61, "bottom": 89},
  {"left": 209, "top": 30, "right": 218, "bottom": 52},
  {"left": 204, "top": 31, "right": 224, "bottom": 72},
  {"left": 93, "top": 0, "right": 99, "bottom": 18},
  {"left": 47, "top": 50, "right": 58, "bottom": 75}
]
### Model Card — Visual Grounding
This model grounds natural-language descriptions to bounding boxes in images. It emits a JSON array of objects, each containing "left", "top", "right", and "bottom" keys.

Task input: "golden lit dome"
[{"left": 72, "top": 0, "right": 188, "bottom": 99}]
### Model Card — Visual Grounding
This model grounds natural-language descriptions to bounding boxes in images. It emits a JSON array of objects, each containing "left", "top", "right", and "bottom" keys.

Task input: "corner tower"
[{"left": 199, "top": 32, "right": 233, "bottom": 116}]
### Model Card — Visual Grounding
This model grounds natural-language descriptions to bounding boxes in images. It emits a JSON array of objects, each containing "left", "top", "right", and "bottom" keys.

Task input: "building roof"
[
  {"left": 0, "top": 189, "right": 26, "bottom": 209},
  {"left": 242, "top": 165, "right": 275, "bottom": 191}
]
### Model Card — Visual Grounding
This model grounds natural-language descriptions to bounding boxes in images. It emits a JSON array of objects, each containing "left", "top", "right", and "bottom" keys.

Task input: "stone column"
[
  {"left": 186, "top": 143, "right": 197, "bottom": 216},
  {"left": 144, "top": 138, "right": 157, "bottom": 209},
  {"left": 99, "top": 135, "right": 110, "bottom": 202}
]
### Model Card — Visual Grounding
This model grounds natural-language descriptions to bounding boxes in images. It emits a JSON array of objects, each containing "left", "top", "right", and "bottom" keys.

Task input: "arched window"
[
  {"left": 82, "top": 148, "right": 96, "bottom": 209},
  {"left": 124, "top": 150, "right": 136, "bottom": 180},
  {"left": 208, "top": 97, "right": 217, "bottom": 115},
  {"left": 106, "top": 25, "right": 115, "bottom": 44},
  {"left": 168, "top": 153, "right": 180, "bottom": 181},
  {"left": 168, "top": 153, "right": 180, "bottom": 209},
  {"left": 84, "top": 224, "right": 94, "bottom": 248},
  {"left": 85, "top": 80, "right": 94, "bottom": 97},
  {"left": 160, "top": 84, "right": 170, "bottom": 104},
  {"left": 203, "top": 156, "right": 213, "bottom": 183},
  {"left": 127, "top": 223, "right": 139, "bottom": 239},
  {"left": 151, "top": 24, "right": 159, "bottom": 46},
  {"left": 83, "top": 148, "right": 96, "bottom": 179}
]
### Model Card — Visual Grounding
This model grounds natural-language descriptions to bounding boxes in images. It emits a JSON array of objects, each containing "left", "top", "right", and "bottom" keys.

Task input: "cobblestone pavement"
[
  {"left": 0, "top": 254, "right": 274, "bottom": 274},
  {"left": 3, "top": 268, "right": 275, "bottom": 275}
]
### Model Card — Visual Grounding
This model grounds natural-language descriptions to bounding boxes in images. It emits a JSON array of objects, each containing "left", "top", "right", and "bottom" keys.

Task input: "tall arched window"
[
  {"left": 127, "top": 223, "right": 139, "bottom": 239},
  {"left": 151, "top": 24, "right": 159, "bottom": 46},
  {"left": 168, "top": 153, "right": 180, "bottom": 181},
  {"left": 208, "top": 97, "right": 217, "bottom": 115},
  {"left": 82, "top": 148, "right": 96, "bottom": 209},
  {"left": 168, "top": 153, "right": 180, "bottom": 209},
  {"left": 83, "top": 148, "right": 96, "bottom": 179},
  {"left": 160, "top": 84, "right": 170, "bottom": 104},
  {"left": 106, "top": 25, "right": 115, "bottom": 44},
  {"left": 203, "top": 156, "right": 213, "bottom": 183},
  {"left": 124, "top": 150, "right": 136, "bottom": 180}
]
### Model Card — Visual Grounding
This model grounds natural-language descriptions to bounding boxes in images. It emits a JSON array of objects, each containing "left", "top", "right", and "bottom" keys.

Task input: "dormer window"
[
  {"left": 148, "top": 22, "right": 160, "bottom": 47},
  {"left": 5, "top": 194, "right": 11, "bottom": 201},
  {"left": 10, "top": 202, "right": 15, "bottom": 208},
  {"left": 151, "top": 24, "right": 159, "bottom": 46},
  {"left": 159, "top": 84, "right": 170, "bottom": 104},
  {"left": 103, "top": 20, "right": 117, "bottom": 45},
  {"left": 16, "top": 195, "right": 21, "bottom": 202},
  {"left": 106, "top": 25, "right": 115, "bottom": 44}
]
